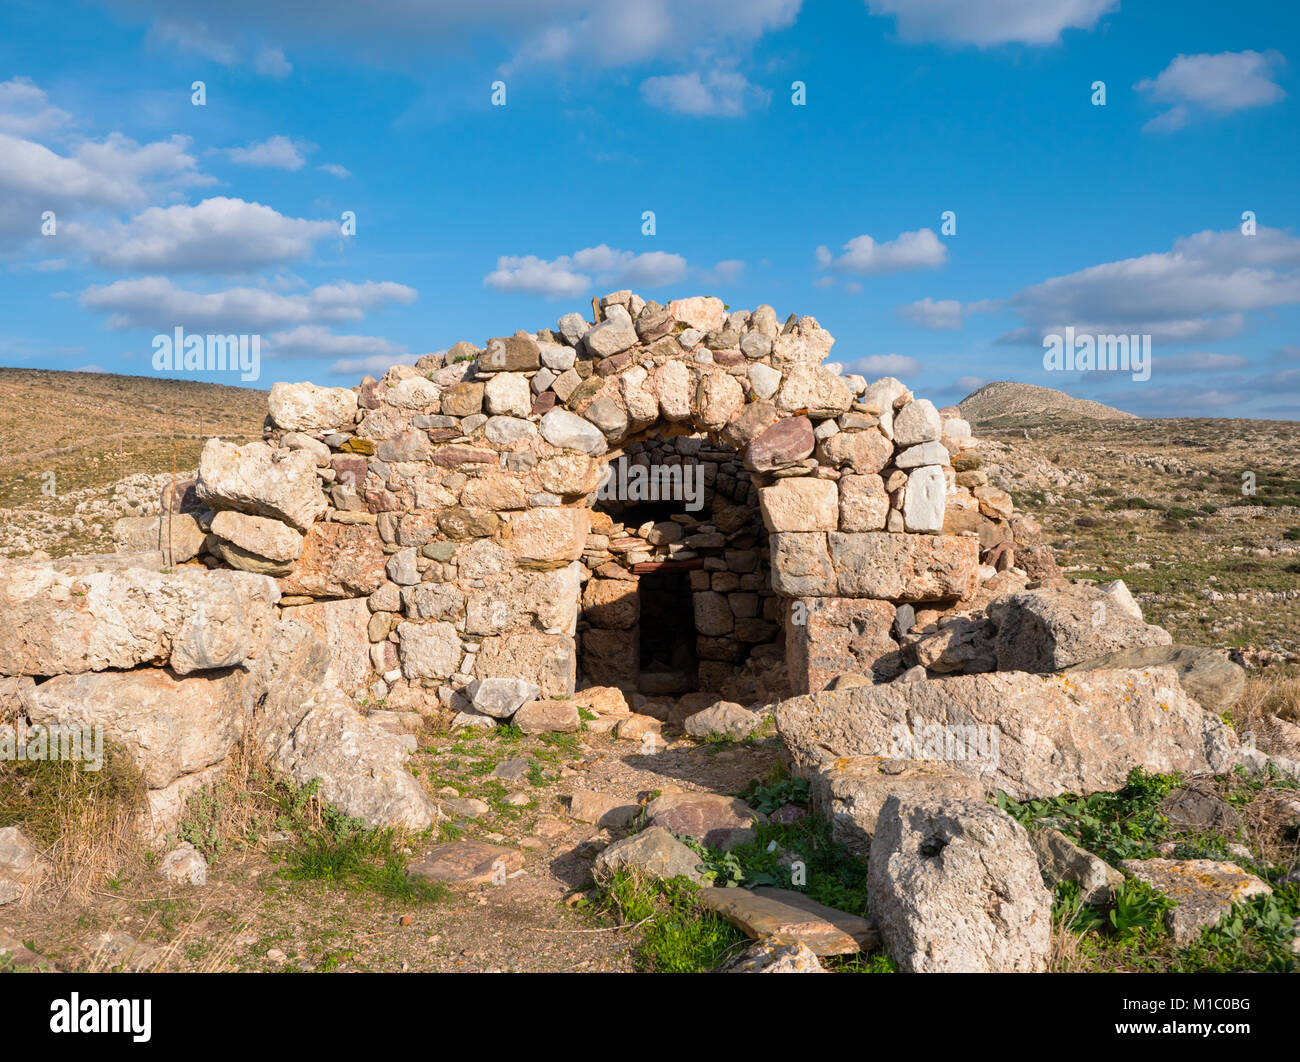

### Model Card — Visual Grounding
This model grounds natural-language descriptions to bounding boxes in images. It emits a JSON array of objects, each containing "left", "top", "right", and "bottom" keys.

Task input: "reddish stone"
[
  {"left": 358, "top": 376, "right": 386, "bottom": 409},
  {"left": 745, "top": 416, "right": 814, "bottom": 472},
  {"left": 365, "top": 489, "right": 401, "bottom": 513},
  {"left": 430, "top": 446, "right": 495, "bottom": 467},
  {"left": 278, "top": 523, "right": 386, "bottom": 598}
]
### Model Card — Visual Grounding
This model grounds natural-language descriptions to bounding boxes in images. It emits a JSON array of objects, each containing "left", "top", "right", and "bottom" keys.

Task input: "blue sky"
[{"left": 1, "top": 0, "right": 1297, "bottom": 418}]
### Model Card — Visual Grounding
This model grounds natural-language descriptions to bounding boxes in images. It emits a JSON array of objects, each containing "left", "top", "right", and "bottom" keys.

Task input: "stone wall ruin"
[{"left": 188, "top": 292, "right": 1052, "bottom": 715}]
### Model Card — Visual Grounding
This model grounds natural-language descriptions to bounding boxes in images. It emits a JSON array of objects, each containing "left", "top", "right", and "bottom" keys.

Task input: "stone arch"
[{"left": 198, "top": 292, "right": 1001, "bottom": 721}]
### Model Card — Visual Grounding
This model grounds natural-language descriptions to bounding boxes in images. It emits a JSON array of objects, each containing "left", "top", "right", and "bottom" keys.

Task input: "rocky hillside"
[
  {"left": 959, "top": 381, "right": 1138, "bottom": 428},
  {"left": 0, "top": 369, "right": 265, "bottom": 556}
]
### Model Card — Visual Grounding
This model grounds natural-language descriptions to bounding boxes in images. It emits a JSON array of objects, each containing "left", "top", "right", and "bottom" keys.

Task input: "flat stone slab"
[
  {"left": 1067, "top": 644, "right": 1246, "bottom": 714},
  {"left": 593, "top": 826, "right": 703, "bottom": 885},
  {"left": 1118, "top": 858, "right": 1273, "bottom": 946},
  {"left": 644, "top": 791, "right": 765, "bottom": 850},
  {"left": 406, "top": 841, "right": 523, "bottom": 886},
  {"left": 698, "top": 886, "right": 877, "bottom": 956}
]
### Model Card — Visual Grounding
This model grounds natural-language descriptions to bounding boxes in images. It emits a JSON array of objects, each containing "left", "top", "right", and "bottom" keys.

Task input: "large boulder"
[
  {"left": 1066, "top": 644, "right": 1246, "bottom": 714},
  {"left": 22, "top": 667, "right": 244, "bottom": 788},
  {"left": 267, "top": 382, "right": 358, "bottom": 432},
  {"left": 112, "top": 513, "right": 206, "bottom": 563},
  {"left": 0, "top": 562, "right": 278, "bottom": 677},
  {"left": 278, "top": 598, "right": 372, "bottom": 696},
  {"left": 197, "top": 439, "right": 327, "bottom": 531},
  {"left": 643, "top": 791, "right": 765, "bottom": 850},
  {"left": 775, "top": 668, "right": 1237, "bottom": 800},
  {"left": 247, "top": 618, "right": 437, "bottom": 830},
  {"left": 1029, "top": 828, "right": 1124, "bottom": 903},
  {"left": 810, "top": 757, "right": 985, "bottom": 860},
  {"left": 209, "top": 510, "right": 305, "bottom": 565},
  {"left": 990, "top": 584, "right": 1172, "bottom": 672},
  {"left": 265, "top": 684, "right": 438, "bottom": 830},
  {"left": 868, "top": 796, "right": 1052, "bottom": 972},
  {"left": 593, "top": 827, "right": 704, "bottom": 885}
]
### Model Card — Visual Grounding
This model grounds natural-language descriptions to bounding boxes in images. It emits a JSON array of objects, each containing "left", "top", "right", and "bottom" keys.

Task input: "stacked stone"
[
  {"left": 573, "top": 432, "right": 782, "bottom": 696},
  {"left": 189, "top": 292, "right": 1048, "bottom": 707}
]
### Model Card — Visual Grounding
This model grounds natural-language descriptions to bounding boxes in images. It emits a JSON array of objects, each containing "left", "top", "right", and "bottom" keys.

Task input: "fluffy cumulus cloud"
[
  {"left": 865, "top": 0, "right": 1116, "bottom": 47},
  {"left": 996, "top": 227, "right": 1300, "bottom": 344},
  {"left": 485, "top": 244, "right": 688, "bottom": 297},
  {"left": 0, "top": 77, "right": 71, "bottom": 137},
  {"left": 222, "top": 136, "right": 313, "bottom": 170},
  {"left": 267, "top": 324, "right": 410, "bottom": 363},
  {"left": 640, "top": 70, "right": 769, "bottom": 116},
  {"left": 66, "top": 197, "right": 337, "bottom": 272},
  {"left": 817, "top": 229, "right": 947, "bottom": 277},
  {"left": 1137, "top": 50, "right": 1286, "bottom": 132},
  {"left": 899, "top": 296, "right": 999, "bottom": 330},
  {"left": 80, "top": 277, "right": 417, "bottom": 331},
  {"left": 853, "top": 353, "right": 923, "bottom": 377},
  {"left": 0, "top": 125, "right": 210, "bottom": 243}
]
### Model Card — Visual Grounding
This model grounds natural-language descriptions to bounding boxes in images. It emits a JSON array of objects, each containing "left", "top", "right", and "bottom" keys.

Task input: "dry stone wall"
[{"left": 185, "top": 292, "right": 1046, "bottom": 711}]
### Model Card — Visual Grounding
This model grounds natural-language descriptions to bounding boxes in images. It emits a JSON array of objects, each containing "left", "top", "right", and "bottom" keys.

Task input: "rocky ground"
[
  {"left": 2, "top": 724, "right": 784, "bottom": 973},
  {"left": 969, "top": 413, "right": 1300, "bottom": 657},
  {"left": 0, "top": 368, "right": 263, "bottom": 559},
  {"left": 2, "top": 372, "right": 1298, "bottom": 974}
]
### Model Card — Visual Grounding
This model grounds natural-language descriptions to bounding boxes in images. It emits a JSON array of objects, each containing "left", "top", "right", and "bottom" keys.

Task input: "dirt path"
[{"left": 2, "top": 728, "right": 782, "bottom": 972}]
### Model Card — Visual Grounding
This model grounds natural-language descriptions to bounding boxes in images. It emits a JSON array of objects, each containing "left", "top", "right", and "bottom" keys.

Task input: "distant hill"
[
  {"left": 958, "top": 381, "right": 1139, "bottom": 428},
  {"left": 0, "top": 368, "right": 266, "bottom": 510}
]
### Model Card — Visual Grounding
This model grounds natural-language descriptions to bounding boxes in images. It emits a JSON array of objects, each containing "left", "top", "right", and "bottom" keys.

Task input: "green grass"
[
  {"left": 599, "top": 871, "right": 747, "bottom": 973},
  {"left": 270, "top": 781, "right": 448, "bottom": 903},
  {"left": 590, "top": 765, "right": 880, "bottom": 972},
  {"left": 998, "top": 767, "right": 1179, "bottom": 863},
  {"left": 1012, "top": 768, "right": 1300, "bottom": 972}
]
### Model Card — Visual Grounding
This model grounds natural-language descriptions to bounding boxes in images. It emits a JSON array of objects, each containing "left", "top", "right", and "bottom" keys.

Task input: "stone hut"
[{"left": 193, "top": 293, "right": 1048, "bottom": 716}]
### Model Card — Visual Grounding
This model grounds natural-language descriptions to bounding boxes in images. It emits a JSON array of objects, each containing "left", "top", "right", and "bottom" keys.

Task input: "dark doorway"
[{"left": 637, "top": 570, "right": 698, "bottom": 695}]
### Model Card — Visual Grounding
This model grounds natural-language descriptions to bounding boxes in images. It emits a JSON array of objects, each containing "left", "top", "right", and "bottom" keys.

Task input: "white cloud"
[
  {"left": 0, "top": 125, "right": 211, "bottom": 244},
  {"left": 701, "top": 258, "right": 745, "bottom": 284},
  {"left": 485, "top": 244, "right": 688, "bottom": 297},
  {"left": 853, "top": 353, "right": 922, "bottom": 377},
  {"left": 1137, "top": 50, "right": 1286, "bottom": 132},
  {"left": 999, "top": 226, "right": 1300, "bottom": 344},
  {"left": 817, "top": 228, "right": 947, "bottom": 276},
  {"left": 150, "top": 17, "right": 293, "bottom": 77},
  {"left": 0, "top": 77, "right": 72, "bottom": 136},
  {"left": 318, "top": 163, "right": 351, "bottom": 178},
  {"left": 67, "top": 197, "right": 337, "bottom": 272},
  {"left": 268, "top": 324, "right": 407, "bottom": 359},
  {"left": 953, "top": 375, "right": 990, "bottom": 394},
  {"left": 80, "top": 276, "right": 417, "bottom": 331},
  {"left": 110, "top": 1, "right": 801, "bottom": 74},
  {"left": 223, "top": 136, "right": 313, "bottom": 170},
  {"left": 254, "top": 47, "right": 293, "bottom": 78},
  {"left": 865, "top": 0, "right": 1116, "bottom": 47},
  {"left": 899, "top": 296, "right": 1000, "bottom": 329},
  {"left": 72, "top": 363, "right": 107, "bottom": 373},
  {"left": 1155, "top": 352, "right": 1249, "bottom": 373},
  {"left": 328, "top": 351, "right": 424, "bottom": 377},
  {"left": 640, "top": 69, "right": 769, "bottom": 116}
]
